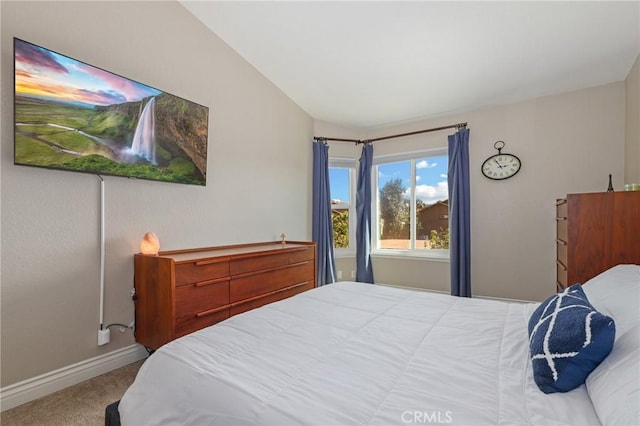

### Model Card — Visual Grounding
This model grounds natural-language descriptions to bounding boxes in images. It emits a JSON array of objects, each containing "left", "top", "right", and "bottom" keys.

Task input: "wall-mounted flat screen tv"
[{"left": 14, "top": 38, "right": 209, "bottom": 185}]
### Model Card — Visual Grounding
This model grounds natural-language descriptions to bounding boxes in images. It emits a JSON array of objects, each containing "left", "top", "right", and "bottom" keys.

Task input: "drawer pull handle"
[
  {"left": 556, "top": 260, "right": 567, "bottom": 271},
  {"left": 194, "top": 277, "right": 229, "bottom": 287},
  {"left": 556, "top": 238, "right": 567, "bottom": 246},
  {"left": 195, "top": 305, "right": 228, "bottom": 318},
  {"left": 231, "top": 281, "right": 309, "bottom": 308},
  {"left": 556, "top": 199, "right": 567, "bottom": 206},
  {"left": 556, "top": 216, "right": 567, "bottom": 221}
]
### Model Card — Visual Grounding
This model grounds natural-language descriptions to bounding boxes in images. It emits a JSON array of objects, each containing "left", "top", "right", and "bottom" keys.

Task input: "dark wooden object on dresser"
[
  {"left": 134, "top": 241, "right": 316, "bottom": 350},
  {"left": 556, "top": 191, "right": 639, "bottom": 291}
]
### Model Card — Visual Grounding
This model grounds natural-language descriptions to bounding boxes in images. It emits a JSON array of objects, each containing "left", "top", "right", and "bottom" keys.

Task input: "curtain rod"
[{"left": 314, "top": 122, "right": 467, "bottom": 145}]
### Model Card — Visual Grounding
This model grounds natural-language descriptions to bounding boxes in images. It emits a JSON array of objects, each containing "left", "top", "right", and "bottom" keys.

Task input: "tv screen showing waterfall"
[{"left": 13, "top": 38, "right": 209, "bottom": 185}]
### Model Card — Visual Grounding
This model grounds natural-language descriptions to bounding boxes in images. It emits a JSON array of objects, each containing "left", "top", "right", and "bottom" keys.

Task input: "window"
[
  {"left": 329, "top": 159, "right": 356, "bottom": 254},
  {"left": 373, "top": 150, "right": 449, "bottom": 258}
]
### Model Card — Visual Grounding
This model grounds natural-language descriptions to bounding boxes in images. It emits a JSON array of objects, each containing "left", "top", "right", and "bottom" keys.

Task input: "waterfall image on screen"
[
  {"left": 129, "top": 97, "right": 157, "bottom": 164},
  {"left": 13, "top": 38, "right": 209, "bottom": 185}
]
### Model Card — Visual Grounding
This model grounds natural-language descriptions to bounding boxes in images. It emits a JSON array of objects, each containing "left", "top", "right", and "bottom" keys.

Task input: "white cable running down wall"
[{"left": 97, "top": 175, "right": 105, "bottom": 329}]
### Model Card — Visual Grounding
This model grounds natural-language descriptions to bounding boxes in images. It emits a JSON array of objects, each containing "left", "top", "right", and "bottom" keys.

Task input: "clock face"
[{"left": 481, "top": 154, "right": 521, "bottom": 180}]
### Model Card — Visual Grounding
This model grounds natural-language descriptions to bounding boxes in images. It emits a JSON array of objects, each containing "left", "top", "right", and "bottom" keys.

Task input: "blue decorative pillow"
[{"left": 527, "top": 284, "right": 615, "bottom": 394}]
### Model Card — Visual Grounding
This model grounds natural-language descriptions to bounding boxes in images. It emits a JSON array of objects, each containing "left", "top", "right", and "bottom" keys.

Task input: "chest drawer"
[
  {"left": 175, "top": 259, "right": 230, "bottom": 286},
  {"left": 556, "top": 239, "right": 567, "bottom": 266},
  {"left": 556, "top": 219, "right": 568, "bottom": 242},
  {"left": 556, "top": 199, "right": 568, "bottom": 242},
  {"left": 556, "top": 259, "right": 568, "bottom": 290},
  {"left": 556, "top": 199, "right": 567, "bottom": 217}
]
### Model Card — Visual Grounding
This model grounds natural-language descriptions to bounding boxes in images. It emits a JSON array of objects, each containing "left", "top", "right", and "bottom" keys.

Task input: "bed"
[{"left": 118, "top": 264, "right": 639, "bottom": 425}]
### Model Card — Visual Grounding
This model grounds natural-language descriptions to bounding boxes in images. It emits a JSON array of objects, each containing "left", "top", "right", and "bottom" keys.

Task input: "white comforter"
[{"left": 120, "top": 282, "right": 600, "bottom": 425}]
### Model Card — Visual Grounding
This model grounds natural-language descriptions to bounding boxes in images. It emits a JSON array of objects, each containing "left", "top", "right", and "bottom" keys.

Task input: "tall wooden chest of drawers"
[
  {"left": 134, "top": 241, "right": 316, "bottom": 350},
  {"left": 556, "top": 191, "right": 639, "bottom": 291}
]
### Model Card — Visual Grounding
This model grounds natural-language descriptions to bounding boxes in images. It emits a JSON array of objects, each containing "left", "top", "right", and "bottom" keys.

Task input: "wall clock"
[{"left": 481, "top": 141, "right": 521, "bottom": 180}]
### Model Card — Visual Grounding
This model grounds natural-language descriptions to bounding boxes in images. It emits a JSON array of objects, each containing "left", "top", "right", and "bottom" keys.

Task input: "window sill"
[
  {"left": 334, "top": 250, "right": 356, "bottom": 259},
  {"left": 334, "top": 250, "right": 450, "bottom": 262},
  {"left": 370, "top": 250, "right": 450, "bottom": 262}
]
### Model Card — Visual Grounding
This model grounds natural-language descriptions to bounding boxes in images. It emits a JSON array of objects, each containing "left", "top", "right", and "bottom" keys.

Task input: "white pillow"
[
  {"left": 586, "top": 325, "right": 640, "bottom": 426},
  {"left": 581, "top": 264, "right": 640, "bottom": 340}
]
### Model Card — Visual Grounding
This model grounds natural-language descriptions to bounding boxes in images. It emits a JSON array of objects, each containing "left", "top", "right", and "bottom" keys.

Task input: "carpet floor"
[{"left": 1, "top": 359, "right": 144, "bottom": 426}]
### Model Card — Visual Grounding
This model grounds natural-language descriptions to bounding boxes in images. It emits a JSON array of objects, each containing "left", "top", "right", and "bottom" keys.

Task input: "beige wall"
[
  {"left": 1, "top": 1, "right": 313, "bottom": 387},
  {"left": 320, "top": 82, "right": 626, "bottom": 301},
  {"left": 625, "top": 54, "right": 640, "bottom": 185},
  {"left": 1, "top": 0, "right": 630, "bottom": 393}
]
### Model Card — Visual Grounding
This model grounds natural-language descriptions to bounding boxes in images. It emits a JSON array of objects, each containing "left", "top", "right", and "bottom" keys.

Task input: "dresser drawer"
[
  {"left": 175, "top": 279, "right": 230, "bottom": 318},
  {"left": 230, "top": 261, "right": 314, "bottom": 302},
  {"left": 230, "top": 252, "right": 290, "bottom": 275},
  {"left": 230, "top": 290, "right": 284, "bottom": 316},
  {"left": 175, "top": 308, "right": 229, "bottom": 338},
  {"left": 288, "top": 247, "right": 314, "bottom": 263},
  {"left": 289, "top": 280, "right": 314, "bottom": 296},
  {"left": 175, "top": 259, "right": 229, "bottom": 286},
  {"left": 230, "top": 281, "right": 312, "bottom": 316},
  {"left": 175, "top": 280, "right": 230, "bottom": 337}
]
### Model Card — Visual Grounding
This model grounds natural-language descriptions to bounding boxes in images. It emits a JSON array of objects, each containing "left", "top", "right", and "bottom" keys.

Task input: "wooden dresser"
[
  {"left": 134, "top": 241, "right": 316, "bottom": 350},
  {"left": 556, "top": 191, "right": 639, "bottom": 291}
]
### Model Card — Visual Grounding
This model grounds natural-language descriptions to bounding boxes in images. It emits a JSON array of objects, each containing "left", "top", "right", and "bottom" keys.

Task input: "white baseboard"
[{"left": 0, "top": 344, "right": 148, "bottom": 412}]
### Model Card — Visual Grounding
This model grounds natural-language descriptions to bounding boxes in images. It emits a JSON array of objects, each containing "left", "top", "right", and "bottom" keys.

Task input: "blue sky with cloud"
[{"left": 330, "top": 154, "right": 448, "bottom": 205}]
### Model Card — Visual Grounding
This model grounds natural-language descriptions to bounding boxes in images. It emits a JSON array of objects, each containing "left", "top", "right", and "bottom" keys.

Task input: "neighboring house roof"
[{"left": 418, "top": 200, "right": 448, "bottom": 213}]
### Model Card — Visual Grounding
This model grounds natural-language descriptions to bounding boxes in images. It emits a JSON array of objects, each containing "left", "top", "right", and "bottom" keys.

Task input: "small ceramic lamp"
[{"left": 140, "top": 232, "right": 160, "bottom": 255}]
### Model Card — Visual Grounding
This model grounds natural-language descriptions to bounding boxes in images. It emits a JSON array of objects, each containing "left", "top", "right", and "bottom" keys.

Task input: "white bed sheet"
[{"left": 120, "top": 282, "right": 600, "bottom": 425}]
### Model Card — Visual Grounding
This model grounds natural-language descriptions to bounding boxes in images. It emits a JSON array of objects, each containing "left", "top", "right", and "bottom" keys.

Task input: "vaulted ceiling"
[{"left": 181, "top": 1, "right": 640, "bottom": 128}]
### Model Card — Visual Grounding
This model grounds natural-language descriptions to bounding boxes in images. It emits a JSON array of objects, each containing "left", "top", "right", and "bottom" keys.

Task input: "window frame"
[
  {"left": 329, "top": 157, "right": 357, "bottom": 257},
  {"left": 371, "top": 148, "right": 450, "bottom": 261}
]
